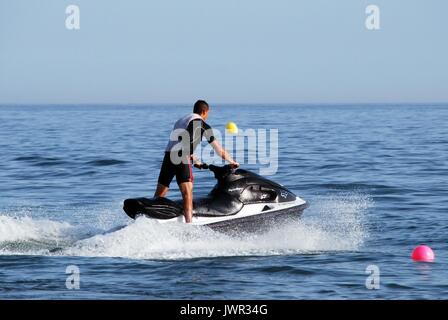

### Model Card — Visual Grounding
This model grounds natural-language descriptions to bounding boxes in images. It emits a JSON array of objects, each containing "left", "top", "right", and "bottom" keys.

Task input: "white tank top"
[{"left": 165, "top": 113, "right": 202, "bottom": 152}]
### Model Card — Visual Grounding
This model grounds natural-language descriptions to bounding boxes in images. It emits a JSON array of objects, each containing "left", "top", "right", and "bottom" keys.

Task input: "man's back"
[{"left": 165, "top": 113, "right": 215, "bottom": 156}]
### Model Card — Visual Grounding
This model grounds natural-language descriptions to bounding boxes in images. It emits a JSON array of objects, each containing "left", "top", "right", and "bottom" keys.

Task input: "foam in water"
[
  {"left": 0, "top": 213, "right": 103, "bottom": 255},
  {"left": 0, "top": 193, "right": 373, "bottom": 259},
  {"left": 0, "top": 215, "right": 75, "bottom": 255},
  {"left": 0, "top": 215, "right": 72, "bottom": 243}
]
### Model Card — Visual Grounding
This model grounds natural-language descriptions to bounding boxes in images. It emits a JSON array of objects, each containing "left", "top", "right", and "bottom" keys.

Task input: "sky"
[{"left": 0, "top": 0, "right": 447, "bottom": 104}]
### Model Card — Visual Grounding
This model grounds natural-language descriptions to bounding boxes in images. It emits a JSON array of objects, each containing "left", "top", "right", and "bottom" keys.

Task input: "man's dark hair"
[{"left": 193, "top": 100, "right": 209, "bottom": 115}]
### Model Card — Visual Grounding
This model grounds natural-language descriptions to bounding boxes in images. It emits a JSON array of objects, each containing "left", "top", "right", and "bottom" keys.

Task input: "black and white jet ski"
[{"left": 123, "top": 164, "right": 308, "bottom": 232}]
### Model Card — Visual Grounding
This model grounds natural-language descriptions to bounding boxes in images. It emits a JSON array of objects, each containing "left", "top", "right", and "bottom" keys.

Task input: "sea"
[{"left": 0, "top": 104, "right": 447, "bottom": 299}]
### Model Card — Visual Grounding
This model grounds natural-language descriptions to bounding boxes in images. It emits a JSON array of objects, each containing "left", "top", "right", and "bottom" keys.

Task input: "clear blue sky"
[{"left": 0, "top": 0, "right": 447, "bottom": 104}]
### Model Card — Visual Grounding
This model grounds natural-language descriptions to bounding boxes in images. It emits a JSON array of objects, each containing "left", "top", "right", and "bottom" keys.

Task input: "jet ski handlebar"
[
  {"left": 193, "top": 163, "right": 210, "bottom": 170},
  {"left": 193, "top": 163, "right": 239, "bottom": 170},
  {"left": 193, "top": 163, "right": 239, "bottom": 180}
]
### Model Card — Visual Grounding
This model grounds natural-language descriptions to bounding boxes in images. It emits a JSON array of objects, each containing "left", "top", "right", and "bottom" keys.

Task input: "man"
[{"left": 154, "top": 100, "right": 239, "bottom": 223}]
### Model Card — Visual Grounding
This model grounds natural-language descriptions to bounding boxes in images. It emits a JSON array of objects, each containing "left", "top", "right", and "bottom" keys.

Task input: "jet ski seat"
[
  {"left": 124, "top": 193, "right": 243, "bottom": 220},
  {"left": 192, "top": 192, "right": 243, "bottom": 217}
]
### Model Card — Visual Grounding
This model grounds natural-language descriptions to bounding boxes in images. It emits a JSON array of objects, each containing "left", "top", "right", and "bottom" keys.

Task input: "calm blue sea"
[{"left": 0, "top": 104, "right": 447, "bottom": 299}]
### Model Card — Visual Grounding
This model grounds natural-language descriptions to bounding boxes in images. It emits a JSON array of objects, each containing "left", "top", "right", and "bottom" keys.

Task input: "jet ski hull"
[{"left": 205, "top": 201, "right": 308, "bottom": 233}]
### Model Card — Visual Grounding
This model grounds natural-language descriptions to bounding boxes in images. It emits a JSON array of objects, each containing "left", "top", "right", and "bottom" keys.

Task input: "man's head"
[{"left": 193, "top": 100, "right": 210, "bottom": 120}]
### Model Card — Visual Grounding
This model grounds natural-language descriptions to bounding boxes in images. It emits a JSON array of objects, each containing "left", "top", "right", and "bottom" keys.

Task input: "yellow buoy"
[{"left": 226, "top": 121, "right": 238, "bottom": 134}]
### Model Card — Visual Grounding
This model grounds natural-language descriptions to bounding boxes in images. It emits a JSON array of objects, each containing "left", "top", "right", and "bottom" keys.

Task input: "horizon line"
[{"left": 1, "top": 101, "right": 448, "bottom": 107}]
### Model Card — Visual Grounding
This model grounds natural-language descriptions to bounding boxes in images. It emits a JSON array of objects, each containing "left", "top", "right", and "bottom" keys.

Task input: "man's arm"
[
  {"left": 195, "top": 120, "right": 239, "bottom": 168},
  {"left": 210, "top": 140, "right": 239, "bottom": 167}
]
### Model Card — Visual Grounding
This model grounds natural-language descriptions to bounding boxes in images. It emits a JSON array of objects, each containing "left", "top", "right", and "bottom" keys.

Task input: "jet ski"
[{"left": 123, "top": 164, "right": 308, "bottom": 232}]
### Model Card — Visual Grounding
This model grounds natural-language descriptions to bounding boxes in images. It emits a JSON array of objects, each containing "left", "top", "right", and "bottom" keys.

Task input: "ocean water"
[{"left": 0, "top": 104, "right": 447, "bottom": 299}]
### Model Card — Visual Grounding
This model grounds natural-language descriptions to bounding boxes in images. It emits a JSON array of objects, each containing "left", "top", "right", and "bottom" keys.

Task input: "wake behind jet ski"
[{"left": 123, "top": 164, "right": 308, "bottom": 232}]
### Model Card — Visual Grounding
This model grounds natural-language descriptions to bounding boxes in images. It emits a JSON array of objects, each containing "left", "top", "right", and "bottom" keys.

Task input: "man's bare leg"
[
  {"left": 154, "top": 183, "right": 169, "bottom": 197},
  {"left": 179, "top": 182, "right": 193, "bottom": 223}
]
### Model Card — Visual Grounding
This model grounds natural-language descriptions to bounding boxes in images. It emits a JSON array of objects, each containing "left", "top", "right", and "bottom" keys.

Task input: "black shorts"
[{"left": 157, "top": 152, "right": 193, "bottom": 187}]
